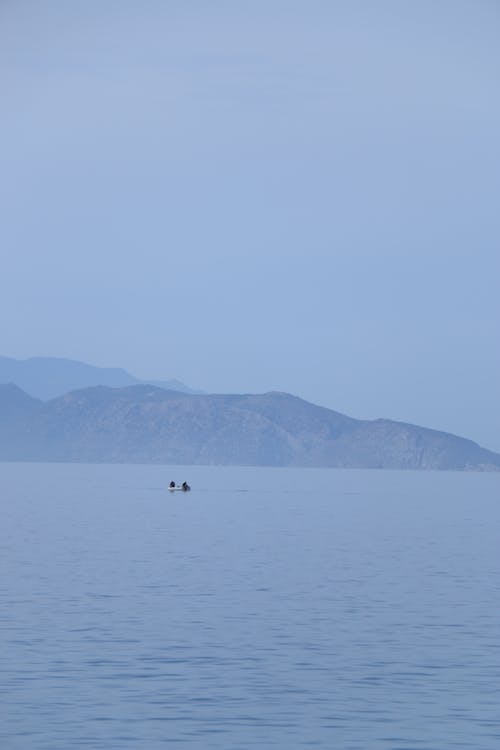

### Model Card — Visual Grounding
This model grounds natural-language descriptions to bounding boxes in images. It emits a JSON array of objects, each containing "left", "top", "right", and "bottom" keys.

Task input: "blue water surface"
[{"left": 1, "top": 463, "right": 499, "bottom": 749}]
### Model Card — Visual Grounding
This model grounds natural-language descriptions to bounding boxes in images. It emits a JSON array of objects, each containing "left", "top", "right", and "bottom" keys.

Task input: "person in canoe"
[{"left": 181, "top": 481, "right": 191, "bottom": 491}]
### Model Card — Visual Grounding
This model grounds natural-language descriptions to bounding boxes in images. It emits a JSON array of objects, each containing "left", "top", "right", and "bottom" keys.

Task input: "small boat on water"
[{"left": 168, "top": 481, "right": 191, "bottom": 492}]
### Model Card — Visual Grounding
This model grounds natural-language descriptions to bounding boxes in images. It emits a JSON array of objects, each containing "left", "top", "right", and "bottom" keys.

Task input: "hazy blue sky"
[{"left": 1, "top": 1, "right": 499, "bottom": 450}]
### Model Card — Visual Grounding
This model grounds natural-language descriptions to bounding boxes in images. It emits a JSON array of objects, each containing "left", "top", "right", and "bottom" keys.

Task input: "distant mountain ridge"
[
  {"left": 0, "top": 355, "right": 200, "bottom": 400},
  {"left": 1, "top": 383, "right": 499, "bottom": 471}
]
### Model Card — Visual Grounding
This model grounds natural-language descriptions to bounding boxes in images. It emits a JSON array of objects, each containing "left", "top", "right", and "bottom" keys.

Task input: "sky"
[{"left": 1, "top": 0, "right": 499, "bottom": 451}]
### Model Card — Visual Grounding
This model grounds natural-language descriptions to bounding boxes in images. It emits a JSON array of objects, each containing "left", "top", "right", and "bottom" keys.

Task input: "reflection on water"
[{"left": 1, "top": 463, "right": 499, "bottom": 749}]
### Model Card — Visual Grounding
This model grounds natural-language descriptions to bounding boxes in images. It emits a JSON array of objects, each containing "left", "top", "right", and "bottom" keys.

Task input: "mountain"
[
  {"left": 1, "top": 383, "right": 499, "bottom": 471},
  {"left": 0, "top": 356, "right": 200, "bottom": 400}
]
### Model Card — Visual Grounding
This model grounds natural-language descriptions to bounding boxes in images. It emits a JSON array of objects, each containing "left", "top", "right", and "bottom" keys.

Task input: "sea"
[{"left": 1, "top": 463, "right": 499, "bottom": 750}]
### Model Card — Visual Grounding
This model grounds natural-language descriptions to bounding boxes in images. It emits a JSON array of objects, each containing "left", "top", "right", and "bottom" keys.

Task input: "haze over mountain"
[
  {"left": 0, "top": 355, "right": 200, "bottom": 401},
  {"left": 1, "top": 383, "right": 498, "bottom": 472},
  {"left": 2, "top": 3, "right": 499, "bottom": 455}
]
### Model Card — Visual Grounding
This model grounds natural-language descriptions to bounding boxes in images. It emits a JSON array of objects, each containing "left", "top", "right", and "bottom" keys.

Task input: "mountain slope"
[
  {"left": 0, "top": 384, "right": 44, "bottom": 460},
  {"left": 1, "top": 384, "right": 498, "bottom": 470},
  {"left": 0, "top": 355, "right": 199, "bottom": 400}
]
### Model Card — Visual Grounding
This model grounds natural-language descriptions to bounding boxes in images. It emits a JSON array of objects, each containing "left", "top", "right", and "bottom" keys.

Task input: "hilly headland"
[{"left": 0, "top": 383, "right": 498, "bottom": 471}]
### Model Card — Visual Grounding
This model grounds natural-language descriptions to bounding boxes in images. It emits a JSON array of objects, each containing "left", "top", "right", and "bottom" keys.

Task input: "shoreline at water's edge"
[{"left": 0, "top": 457, "right": 499, "bottom": 474}]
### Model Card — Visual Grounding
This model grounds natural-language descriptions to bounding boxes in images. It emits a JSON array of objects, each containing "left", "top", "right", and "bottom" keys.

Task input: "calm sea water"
[{"left": 1, "top": 463, "right": 499, "bottom": 749}]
